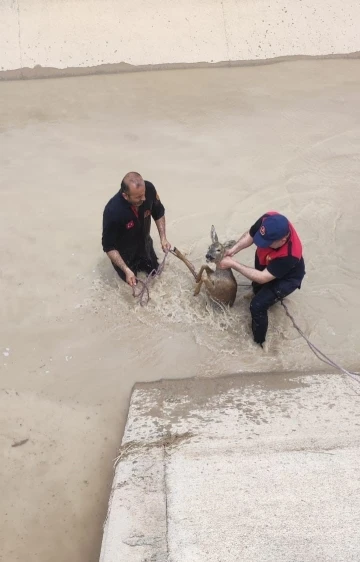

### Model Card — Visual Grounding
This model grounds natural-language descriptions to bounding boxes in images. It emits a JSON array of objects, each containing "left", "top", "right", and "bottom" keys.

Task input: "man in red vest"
[{"left": 219, "top": 212, "right": 305, "bottom": 347}]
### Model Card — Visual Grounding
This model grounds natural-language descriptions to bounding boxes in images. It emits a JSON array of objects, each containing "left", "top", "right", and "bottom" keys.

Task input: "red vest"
[{"left": 256, "top": 211, "right": 302, "bottom": 267}]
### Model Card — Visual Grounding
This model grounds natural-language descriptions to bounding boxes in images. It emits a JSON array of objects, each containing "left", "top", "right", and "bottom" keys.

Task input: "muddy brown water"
[{"left": 1, "top": 59, "right": 360, "bottom": 561}]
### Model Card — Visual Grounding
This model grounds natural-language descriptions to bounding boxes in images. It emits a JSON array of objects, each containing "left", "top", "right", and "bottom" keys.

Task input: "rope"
[
  {"left": 132, "top": 252, "right": 169, "bottom": 306},
  {"left": 280, "top": 300, "right": 360, "bottom": 384}
]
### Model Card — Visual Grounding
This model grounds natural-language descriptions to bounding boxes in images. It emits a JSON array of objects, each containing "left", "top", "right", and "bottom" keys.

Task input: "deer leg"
[
  {"left": 171, "top": 247, "right": 197, "bottom": 279},
  {"left": 194, "top": 267, "right": 215, "bottom": 297},
  {"left": 193, "top": 278, "right": 204, "bottom": 296},
  {"left": 195, "top": 265, "right": 214, "bottom": 283},
  {"left": 201, "top": 276, "right": 217, "bottom": 295}
]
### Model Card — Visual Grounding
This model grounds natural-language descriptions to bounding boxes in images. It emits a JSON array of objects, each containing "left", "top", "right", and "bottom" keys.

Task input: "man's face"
[{"left": 123, "top": 181, "right": 146, "bottom": 207}]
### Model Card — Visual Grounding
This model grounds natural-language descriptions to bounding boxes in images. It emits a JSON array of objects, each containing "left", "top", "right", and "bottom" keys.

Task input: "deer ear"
[
  {"left": 211, "top": 225, "right": 218, "bottom": 244},
  {"left": 223, "top": 240, "right": 236, "bottom": 250}
]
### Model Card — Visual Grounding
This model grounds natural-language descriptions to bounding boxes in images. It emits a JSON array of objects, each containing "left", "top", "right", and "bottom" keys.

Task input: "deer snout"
[{"left": 206, "top": 253, "right": 214, "bottom": 262}]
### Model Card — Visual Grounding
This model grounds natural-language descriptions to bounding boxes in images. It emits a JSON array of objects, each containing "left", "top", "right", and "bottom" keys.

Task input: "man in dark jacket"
[{"left": 102, "top": 172, "right": 171, "bottom": 286}]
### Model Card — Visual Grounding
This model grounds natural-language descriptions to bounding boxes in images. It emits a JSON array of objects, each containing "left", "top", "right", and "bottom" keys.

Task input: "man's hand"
[
  {"left": 224, "top": 248, "right": 235, "bottom": 258},
  {"left": 125, "top": 267, "right": 137, "bottom": 287},
  {"left": 161, "top": 237, "right": 171, "bottom": 253},
  {"left": 225, "top": 231, "right": 254, "bottom": 257},
  {"left": 218, "top": 257, "right": 235, "bottom": 270}
]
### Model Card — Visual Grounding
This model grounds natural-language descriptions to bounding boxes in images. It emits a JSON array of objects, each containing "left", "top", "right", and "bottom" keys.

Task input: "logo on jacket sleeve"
[{"left": 126, "top": 220, "right": 134, "bottom": 230}]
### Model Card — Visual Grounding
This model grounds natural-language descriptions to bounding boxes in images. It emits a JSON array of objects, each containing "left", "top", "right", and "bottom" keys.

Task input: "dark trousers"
[
  {"left": 250, "top": 278, "right": 301, "bottom": 345},
  {"left": 113, "top": 247, "right": 159, "bottom": 283}
]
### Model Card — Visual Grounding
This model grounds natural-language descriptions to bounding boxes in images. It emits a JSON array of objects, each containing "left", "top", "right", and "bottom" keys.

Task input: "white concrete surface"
[
  {"left": 100, "top": 373, "right": 360, "bottom": 561},
  {"left": 1, "top": 0, "right": 360, "bottom": 77}
]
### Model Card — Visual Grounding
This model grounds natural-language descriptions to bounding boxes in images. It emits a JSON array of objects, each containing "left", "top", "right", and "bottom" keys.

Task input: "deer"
[{"left": 171, "top": 226, "right": 238, "bottom": 307}]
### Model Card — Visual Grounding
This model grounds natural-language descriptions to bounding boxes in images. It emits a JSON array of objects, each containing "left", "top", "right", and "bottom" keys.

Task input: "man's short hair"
[{"left": 120, "top": 172, "right": 143, "bottom": 194}]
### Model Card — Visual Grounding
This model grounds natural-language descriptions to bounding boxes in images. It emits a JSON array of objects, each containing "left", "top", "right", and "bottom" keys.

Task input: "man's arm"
[
  {"left": 147, "top": 182, "right": 171, "bottom": 252},
  {"left": 107, "top": 250, "right": 136, "bottom": 286},
  {"left": 219, "top": 257, "right": 275, "bottom": 284},
  {"left": 155, "top": 216, "right": 171, "bottom": 252},
  {"left": 102, "top": 213, "right": 136, "bottom": 286},
  {"left": 226, "top": 215, "right": 265, "bottom": 257},
  {"left": 226, "top": 231, "right": 254, "bottom": 257}
]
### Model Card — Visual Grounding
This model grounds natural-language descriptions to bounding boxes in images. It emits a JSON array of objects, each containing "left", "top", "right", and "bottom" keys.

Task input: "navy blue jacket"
[{"left": 102, "top": 181, "right": 165, "bottom": 262}]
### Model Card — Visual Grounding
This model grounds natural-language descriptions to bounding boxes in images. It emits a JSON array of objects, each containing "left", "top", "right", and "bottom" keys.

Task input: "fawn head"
[{"left": 206, "top": 226, "right": 235, "bottom": 264}]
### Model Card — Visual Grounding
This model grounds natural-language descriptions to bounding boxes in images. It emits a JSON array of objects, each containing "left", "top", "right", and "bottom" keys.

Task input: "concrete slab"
[
  {"left": 1, "top": 1, "right": 360, "bottom": 76},
  {"left": 100, "top": 373, "right": 360, "bottom": 561},
  {"left": 0, "top": 0, "right": 21, "bottom": 72}
]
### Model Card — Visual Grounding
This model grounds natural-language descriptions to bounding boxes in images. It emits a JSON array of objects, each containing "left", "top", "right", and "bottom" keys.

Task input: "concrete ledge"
[
  {"left": 1, "top": 51, "right": 360, "bottom": 81},
  {"left": 100, "top": 373, "right": 360, "bottom": 561},
  {"left": 100, "top": 447, "right": 168, "bottom": 562},
  {"left": 1, "top": 0, "right": 360, "bottom": 79}
]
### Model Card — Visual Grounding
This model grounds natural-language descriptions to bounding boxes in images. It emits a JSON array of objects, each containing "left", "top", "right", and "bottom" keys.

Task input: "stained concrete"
[
  {"left": 100, "top": 374, "right": 360, "bottom": 561},
  {"left": 1, "top": 0, "right": 360, "bottom": 78}
]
